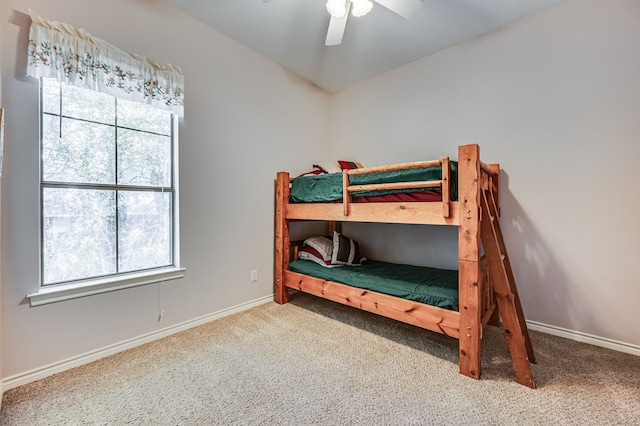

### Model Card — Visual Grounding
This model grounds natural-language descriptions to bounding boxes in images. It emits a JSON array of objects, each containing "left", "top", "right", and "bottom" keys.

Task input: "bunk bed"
[{"left": 275, "top": 144, "right": 536, "bottom": 388}]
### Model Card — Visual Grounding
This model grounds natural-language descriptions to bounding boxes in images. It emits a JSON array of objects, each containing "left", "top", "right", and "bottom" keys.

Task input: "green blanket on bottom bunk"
[{"left": 288, "top": 259, "right": 459, "bottom": 311}]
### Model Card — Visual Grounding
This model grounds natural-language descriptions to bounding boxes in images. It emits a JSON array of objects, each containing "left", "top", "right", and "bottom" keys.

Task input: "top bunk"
[{"left": 276, "top": 144, "right": 499, "bottom": 226}]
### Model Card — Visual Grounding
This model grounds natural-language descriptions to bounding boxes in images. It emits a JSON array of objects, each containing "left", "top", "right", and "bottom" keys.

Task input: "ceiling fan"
[
  {"left": 324, "top": 0, "right": 423, "bottom": 46},
  {"left": 264, "top": 0, "right": 424, "bottom": 46}
]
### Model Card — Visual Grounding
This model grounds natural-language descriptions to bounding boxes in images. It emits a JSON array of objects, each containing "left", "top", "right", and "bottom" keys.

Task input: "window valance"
[{"left": 26, "top": 10, "right": 184, "bottom": 116}]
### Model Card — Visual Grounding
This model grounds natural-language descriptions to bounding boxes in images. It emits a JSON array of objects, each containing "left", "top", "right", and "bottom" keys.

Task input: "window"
[
  {"left": 40, "top": 78, "right": 177, "bottom": 286},
  {"left": 26, "top": 11, "right": 184, "bottom": 304}
]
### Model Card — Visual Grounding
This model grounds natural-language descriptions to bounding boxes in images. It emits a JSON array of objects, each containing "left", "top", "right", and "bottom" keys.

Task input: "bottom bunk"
[
  {"left": 289, "top": 259, "right": 459, "bottom": 310},
  {"left": 284, "top": 252, "right": 496, "bottom": 342}
]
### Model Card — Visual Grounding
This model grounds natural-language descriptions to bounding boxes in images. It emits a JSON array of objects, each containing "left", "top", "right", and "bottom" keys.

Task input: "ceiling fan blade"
[
  {"left": 325, "top": 10, "right": 350, "bottom": 46},
  {"left": 374, "top": 0, "right": 423, "bottom": 19}
]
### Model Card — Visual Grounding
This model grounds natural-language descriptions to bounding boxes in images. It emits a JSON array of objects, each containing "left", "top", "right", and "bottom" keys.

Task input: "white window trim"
[{"left": 27, "top": 267, "right": 186, "bottom": 306}]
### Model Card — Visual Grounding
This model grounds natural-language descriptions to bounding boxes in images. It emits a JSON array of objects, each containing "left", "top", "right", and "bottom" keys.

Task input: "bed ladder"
[{"left": 480, "top": 188, "right": 537, "bottom": 389}]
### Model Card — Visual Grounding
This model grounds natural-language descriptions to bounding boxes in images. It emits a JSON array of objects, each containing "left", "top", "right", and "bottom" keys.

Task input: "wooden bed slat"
[
  {"left": 347, "top": 180, "right": 442, "bottom": 193},
  {"left": 287, "top": 202, "right": 459, "bottom": 225},
  {"left": 346, "top": 159, "right": 442, "bottom": 175},
  {"left": 284, "top": 271, "right": 461, "bottom": 338}
]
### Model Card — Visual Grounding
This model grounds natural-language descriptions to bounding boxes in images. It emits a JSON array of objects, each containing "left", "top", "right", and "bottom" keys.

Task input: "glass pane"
[
  {"left": 62, "top": 83, "right": 115, "bottom": 125},
  {"left": 42, "top": 78, "right": 60, "bottom": 115},
  {"left": 118, "top": 191, "right": 172, "bottom": 273},
  {"left": 118, "top": 129, "right": 171, "bottom": 187},
  {"left": 42, "top": 188, "right": 116, "bottom": 284},
  {"left": 42, "top": 116, "right": 116, "bottom": 184},
  {"left": 118, "top": 98, "right": 172, "bottom": 135}
]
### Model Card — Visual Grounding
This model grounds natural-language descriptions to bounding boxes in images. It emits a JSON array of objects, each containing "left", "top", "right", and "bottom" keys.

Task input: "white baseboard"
[
  {"left": 527, "top": 320, "right": 640, "bottom": 357},
  {"left": 2, "top": 294, "right": 274, "bottom": 391}
]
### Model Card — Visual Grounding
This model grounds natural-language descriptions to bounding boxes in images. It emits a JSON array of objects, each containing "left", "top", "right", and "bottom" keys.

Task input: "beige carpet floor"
[{"left": 1, "top": 292, "right": 639, "bottom": 425}]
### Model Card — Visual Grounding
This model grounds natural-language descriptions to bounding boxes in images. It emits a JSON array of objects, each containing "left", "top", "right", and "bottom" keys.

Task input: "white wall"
[
  {"left": 331, "top": 0, "right": 640, "bottom": 347},
  {"left": 0, "top": 0, "right": 330, "bottom": 378}
]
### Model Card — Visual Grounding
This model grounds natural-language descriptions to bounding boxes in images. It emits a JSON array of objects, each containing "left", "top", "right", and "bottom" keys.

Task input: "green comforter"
[
  {"left": 289, "top": 162, "right": 458, "bottom": 203},
  {"left": 289, "top": 259, "right": 458, "bottom": 311}
]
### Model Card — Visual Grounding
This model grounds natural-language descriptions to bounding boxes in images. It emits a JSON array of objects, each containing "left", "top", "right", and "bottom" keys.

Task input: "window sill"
[{"left": 27, "top": 267, "right": 186, "bottom": 306}]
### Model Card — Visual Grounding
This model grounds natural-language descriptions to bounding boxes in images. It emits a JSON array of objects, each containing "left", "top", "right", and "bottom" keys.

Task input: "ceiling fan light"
[
  {"left": 351, "top": 0, "right": 373, "bottom": 17},
  {"left": 326, "top": 0, "right": 347, "bottom": 18}
]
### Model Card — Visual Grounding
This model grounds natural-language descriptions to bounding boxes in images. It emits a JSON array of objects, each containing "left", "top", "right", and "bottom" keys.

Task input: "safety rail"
[{"left": 342, "top": 158, "right": 451, "bottom": 217}]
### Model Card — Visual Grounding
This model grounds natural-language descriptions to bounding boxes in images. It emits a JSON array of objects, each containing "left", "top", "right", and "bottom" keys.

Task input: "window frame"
[{"left": 28, "top": 79, "right": 184, "bottom": 306}]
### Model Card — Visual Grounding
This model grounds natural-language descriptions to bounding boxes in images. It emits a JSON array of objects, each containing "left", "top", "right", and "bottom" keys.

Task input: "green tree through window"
[{"left": 40, "top": 78, "right": 176, "bottom": 285}]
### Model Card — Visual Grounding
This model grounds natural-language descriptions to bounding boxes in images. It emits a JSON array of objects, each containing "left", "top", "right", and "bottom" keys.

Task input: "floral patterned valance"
[{"left": 26, "top": 10, "right": 184, "bottom": 116}]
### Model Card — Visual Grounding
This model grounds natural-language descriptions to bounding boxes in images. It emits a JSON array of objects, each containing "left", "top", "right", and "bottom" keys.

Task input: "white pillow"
[
  {"left": 303, "top": 236, "right": 333, "bottom": 262},
  {"left": 313, "top": 162, "right": 342, "bottom": 174}
]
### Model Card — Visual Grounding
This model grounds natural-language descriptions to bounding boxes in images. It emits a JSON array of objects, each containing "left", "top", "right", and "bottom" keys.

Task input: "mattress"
[
  {"left": 289, "top": 162, "right": 458, "bottom": 204},
  {"left": 288, "top": 259, "right": 459, "bottom": 311}
]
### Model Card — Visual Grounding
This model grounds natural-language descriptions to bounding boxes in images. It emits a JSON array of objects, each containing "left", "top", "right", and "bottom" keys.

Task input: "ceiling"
[{"left": 163, "top": 0, "right": 569, "bottom": 93}]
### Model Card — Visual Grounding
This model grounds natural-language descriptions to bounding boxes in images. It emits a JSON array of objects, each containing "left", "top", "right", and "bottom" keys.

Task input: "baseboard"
[
  {"left": 2, "top": 294, "right": 274, "bottom": 391},
  {"left": 527, "top": 320, "right": 640, "bottom": 357}
]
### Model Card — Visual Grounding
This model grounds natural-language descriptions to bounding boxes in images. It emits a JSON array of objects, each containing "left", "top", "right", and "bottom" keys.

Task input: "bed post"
[
  {"left": 275, "top": 172, "right": 291, "bottom": 304},
  {"left": 487, "top": 163, "right": 502, "bottom": 327},
  {"left": 457, "top": 144, "right": 483, "bottom": 380},
  {"left": 328, "top": 221, "right": 341, "bottom": 235}
]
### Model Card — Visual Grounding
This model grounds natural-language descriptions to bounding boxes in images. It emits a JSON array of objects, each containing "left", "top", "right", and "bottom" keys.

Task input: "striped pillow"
[{"left": 331, "top": 232, "right": 365, "bottom": 266}]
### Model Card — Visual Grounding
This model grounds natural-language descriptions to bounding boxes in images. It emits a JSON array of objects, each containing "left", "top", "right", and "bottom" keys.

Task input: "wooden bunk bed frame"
[{"left": 275, "top": 144, "right": 536, "bottom": 388}]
